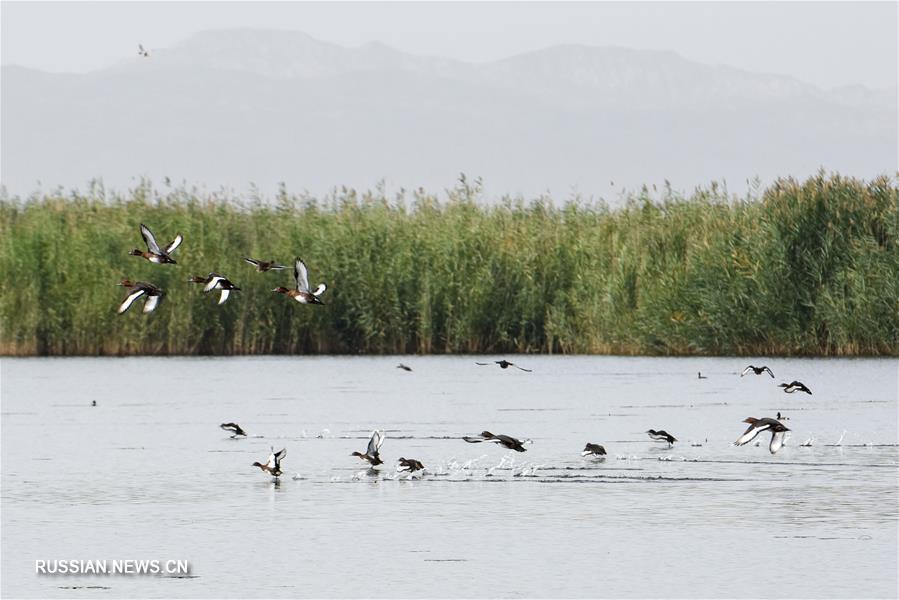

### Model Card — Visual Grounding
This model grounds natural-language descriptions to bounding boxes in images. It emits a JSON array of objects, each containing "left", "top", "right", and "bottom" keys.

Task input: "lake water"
[{"left": 1, "top": 356, "right": 897, "bottom": 598}]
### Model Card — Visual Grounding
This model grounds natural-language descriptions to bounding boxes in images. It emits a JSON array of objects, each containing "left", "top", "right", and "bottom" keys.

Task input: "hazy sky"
[{"left": 2, "top": 1, "right": 896, "bottom": 90}]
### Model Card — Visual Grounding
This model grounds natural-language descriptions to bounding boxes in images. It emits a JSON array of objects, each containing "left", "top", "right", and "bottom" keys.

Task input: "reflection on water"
[{"left": 1, "top": 356, "right": 897, "bottom": 598}]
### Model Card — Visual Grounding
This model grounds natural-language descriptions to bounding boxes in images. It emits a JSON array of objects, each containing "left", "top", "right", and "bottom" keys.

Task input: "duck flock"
[{"left": 122, "top": 223, "right": 818, "bottom": 482}]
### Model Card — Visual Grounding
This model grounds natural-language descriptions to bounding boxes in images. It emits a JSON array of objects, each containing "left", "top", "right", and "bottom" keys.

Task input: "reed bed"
[{"left": 1, "top": 172, "right": 896, "bottom": 356}]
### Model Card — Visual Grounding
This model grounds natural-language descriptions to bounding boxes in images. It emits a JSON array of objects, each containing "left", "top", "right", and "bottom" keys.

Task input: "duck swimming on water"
[
  {"left": 734, "top": 417, "right": 790, "bottom": 454},
  {"left": 129, "top": 223, "right": 182, "bottom": 264},
  {"left": 463, "top": 431, "right": 527, "bottom": 452},
  {"left": 272, "top": 258, "right": 327, "bottom": 305},
  {"left": 780, "top": 381, "right": 812, "bottom": 395},
  {"left": 253, "top": 447, "right": 287, "bottom": 478},
  {"left": 352, "top": 430, "right": 385, "bottom": 466}
]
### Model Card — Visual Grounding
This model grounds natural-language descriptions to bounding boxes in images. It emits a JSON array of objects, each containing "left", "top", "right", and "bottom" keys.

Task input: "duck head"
[{"left": 272, "top": 287, "right": 290, "bottom": 294}]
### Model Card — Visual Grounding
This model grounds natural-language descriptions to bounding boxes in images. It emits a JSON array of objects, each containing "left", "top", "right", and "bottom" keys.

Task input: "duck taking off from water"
[
  {"left": 116, "top": 280, "right": 163, "bottom": 314},
  {"left": 129, "top": 223, "right": 182, "bottom": 264},
  {"left": 741, "top": 365, "right": 774, "bottom": 378},
  {"left": 734, "top": 417, "right": 790, "bottom": 454},
  {"left": 244, "top": 258, "right": 287, "bottom": 272},
  {"left": 646, "top": 429, "right": 677, "bottom": 446},
  {"left": 780, "top": 381, "right": 812, "bottom": 395},
  {"left": 188, "top": 273, "right": 241, "bottom": 304},
  {"left": 253, "top": 447, "right": 287, "bottom": 478},
  {"left": 397, "top": 457, "right": 425, "bottom": 473},
  {"left": 463, "top": 431, "right": 528, "bottom": 452},
  {"left": 272, "top": 258, "right": 327, "bottom": 305},
  {"left": 220, "top": 422, "right": 246, "bottom": 438},
  {"left": 475, "top": 360, "right": 532, "bottom": 372},
  {"left": 352, "top": 430, "right": 385, "bottom": 466},
  {"left": 582, "top": 443, "right": 607, "bottom": 457}
]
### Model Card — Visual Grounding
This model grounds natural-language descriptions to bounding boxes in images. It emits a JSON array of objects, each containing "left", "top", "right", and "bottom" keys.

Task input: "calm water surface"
[{"left": 1, "top": 356, "right": 897, "bottom": 598}]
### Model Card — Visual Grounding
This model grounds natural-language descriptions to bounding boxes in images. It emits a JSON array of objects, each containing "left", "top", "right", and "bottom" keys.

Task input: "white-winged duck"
[
  {"left": 220, "top": 422, "right": 246, "bottom": 438},
  {"left": 462, "top": 431, "right": 527, "bottom": 452},
  {"left": 475, "top": 360, "right": 532, "bottom": 372},
  {"left": 646, "top": 429, "right": 677, "bottom": 446},
  {"left": 352, "top": 430, "right": 384, "bottom": 466},
  {"left": 779, "top": 381, "right": 812, "bottom": 395},
  {"left": 129, "top": 223, "right": 182, "bottom": 264},
  {"left": 244, "top": 257, "right": 287, "bottom": 272},
  {"left": 734, "top": 417, "right": 790, "bottom": 454},
  {"left": 253, "top": 447, "right": 286, "bottom": 478},
  {"left": 272, "top": 258, "right": 327, "bottom": 304},
  {"left": 188, "top": 273, "right": 241, "bottom": 304},
  {"left": 741, "top": 365, "right": 774, "bottom": 378},
  {"left": 116, "top": 280, "right": 163, "bottom": 314},
  {"left": 582, "top": 443, "right": 607, "bottom": 457}
]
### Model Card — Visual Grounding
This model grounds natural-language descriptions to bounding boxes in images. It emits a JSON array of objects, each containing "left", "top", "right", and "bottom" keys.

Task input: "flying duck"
[
  {"left": 397, "top": 457, "right": 425, "bottom": 473},
  {"left": 462, "top": 431, "right": 527, "bottom": 452},
  {"left": 646, "top": 429, "right": 677, "bottom": 446},
  {"left": 129, "top": 223, "right": 182, "bottom": 264},
  {"left": 582, "top": 443, "right": 607, "bottom": 457},
  {"left": 734, "top": 417, "right": 790, "bottom": 454},
  {"left": 253, "top": 447, "right": 287, "bottom": 478},
  {"left": 244, "top": 257, "right": 287, "bottom": 272},
  {"left": 741, "top": 365, "right": 774, "bottom": 378},
  {"left": 352, "top": 430, "right": 384, "bottom": 466},
  {"left": 220, "top": 422, "right": 246, "bottom": 438},
  {"left": 138, "top": 44, "right": 150, "bottom": 58},
  {"left": 779, "top": 381, "right": 812, "bottom": 395},
  {"left": 116, "top": 280, "right": 163, "bottom": 314},
  {"left": 272, "top": 258, "right": 327, "bottom": 304},
  {"left": 475, "top": 360, "right": 532, "bottom": 372},
  {"left": 396, "top": 363, "right": 412, "bottom": 372},
  {"left": 188, "top": 273, "right": 241, "bottom": 304}
]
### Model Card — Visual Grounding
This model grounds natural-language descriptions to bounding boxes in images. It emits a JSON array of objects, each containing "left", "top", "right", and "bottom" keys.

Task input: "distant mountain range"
[{"left": 2, "top": 28, "right": 895, "bottom": 199}]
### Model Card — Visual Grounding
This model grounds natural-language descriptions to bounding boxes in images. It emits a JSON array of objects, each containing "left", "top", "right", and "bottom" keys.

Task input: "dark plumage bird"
[
  {"left": 741, "top": 365, "right": 774, "bottom": 378},
  {"left": 646, "top": 429, "right": 677, "bottom": 446},
  {"left": 697, "top": 372, "right": 707, "bottom": 379},
  {"left": 777, "top": 411, "right": 790, "bottom": 421},
  {"left": 475, "top": 360, "right": 532, "bottom": 372},
  {"left": 91, "top": 400, "right": 97, "bottom": 407},
  {"left": 272, "top": 258, "right": 327, "bottom": 305},
  {"left": 397, "top": 457, "right": 425, "bottom": 473},
  {"left": 462, "top": 431, "right": 527, "bottom": 452},
  {"left": 188, "top": 273, "right": 241, "bottom": 304},
  {"left": 582, "top": 443, "right": 607, "bottom": 457},
  {"left": 129, "top": 223, "right": 182, "bottom": 264},
  {"left": 780, "top": 381, "right": 812, "bottom": 395},
  {"left": 734, "top": 417, "right": 790, "bottom": 454},
  {"left": 252, "top": 447, "right": 286, "bottom": 478},
  {"left": 244, "top": 257, "right": 287, "bottom": 272},
  {"left": 397, "top": 363, "right": 412, "bottom": 372},
  {"left": 352, "top": 430, "right": 384, "bottom": 466},
  {"left": 220, "top": 422, "right": 246, "bottom": 438},
  {"left": 138, "top": 44, "right": 150, "bottom": 58},
  {"left": 116, "top": 280, "right": 163, "bottom": 314}
]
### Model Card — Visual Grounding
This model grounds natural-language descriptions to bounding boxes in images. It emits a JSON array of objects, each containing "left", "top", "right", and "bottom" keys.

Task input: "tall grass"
[{"left": 1, "top": 172, "right": 896, "bottom": 356}]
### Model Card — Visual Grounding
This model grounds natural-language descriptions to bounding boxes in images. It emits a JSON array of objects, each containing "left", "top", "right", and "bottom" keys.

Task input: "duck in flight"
[
  {"left": 138, "top": 44, "right": 150, "bottom": 58},
  {"left": 396, "top": 364, "right": 412, "bottom": 372},
  {"left": 116, "top": 280, "right": 163, "bottom": 314},
  {"left": 188, "top": 273, "right": 241, "bottom": 304},
  {"left": 646, "top": 429, "right": 677, "bottom": 446},
  {"left": 253, "top": 447, "right": 287, "bottom": 478},
  {"left": 582, "top": 443, "right": 607, "bottom": 457},
  {"left": 244, "top": 258, "right": 287, "bottom": 272},
  {"left": 352, "top": 430, "right": 384, "bottom": 466},
  {"left": 475, "top": 360, "right": 532, "bottom": 372},
  {"left": 779, "top": 381, "right": 812, "bottom": 395},
  {"left": 463, "top": 431, "right": 527, "bottom": 452},
  {"left": 741, "top": 365, "right": 774, "bottom": 378},
  {"left": 129, "top": 223, "right": 182, "bottom": 264},
  {"left": 220, "top": 422, "right": 246, "bottom": 438},
  {"left": 272, "top": 258, "right": 327, "bottom": 304},
  {"left": 734, "top": 417, "right": 790, "bottom": 454},
  {"left": 397, "top": 457, "right": 425, "bottom": 473}
]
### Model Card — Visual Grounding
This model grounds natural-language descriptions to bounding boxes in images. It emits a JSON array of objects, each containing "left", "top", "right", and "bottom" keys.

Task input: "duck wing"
[
  {"left": 769, "top": 431, "right": 787, "bottom": 454},
  {"left": 117, "top": 288, "right": 146, "bottom": 314},
  {"left": 164, "top": 234, "right": 183, "bottom": 255},
  {"left": 203, "top": 274, "right": 225, "bottom": 293},
  {"left": 294, "top": 259, "right": 311, "bottom": 292},
  {"left": 763, "top": 366, "right": 775, "bottom": 378},
  {"left": 217, "top": 289, "right": 231, "bottom": 305},
  {"left": 273, "top": 448, "right": 287, "bottom": 468},
  {"left": 734, "top": 422, "right": 770, "bottom": 446},
  {"left": 367, "top": 430, "right": 384, "bottom": 456},
  {"left": 513, "top": 364, "right": 532, "bottom": 372},
  {"left": 140, "top": 224, "right": 162, "bottom": 255},
  {"left": 312, "top": 283, "right": 327, "bottom": 297},
  {"left": 142, "top": 293, "right": 162, "bottom": 313},
  {"left": 740, "top": 366, "right": 753, "bottom": 377}
]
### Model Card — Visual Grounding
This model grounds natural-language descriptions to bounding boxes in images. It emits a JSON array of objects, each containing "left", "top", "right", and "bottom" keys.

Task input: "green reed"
[{"left": 1, "top": 172, "right": 896, "bottom": 356}]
